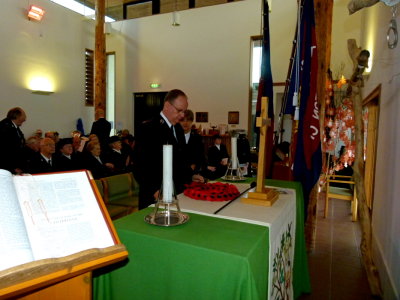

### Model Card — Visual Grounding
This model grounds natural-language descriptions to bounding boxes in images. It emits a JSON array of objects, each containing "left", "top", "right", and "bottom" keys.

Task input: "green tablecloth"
[
  {"left": 93, "top": 179, "right": 311, "bottom": 299},
  {"left": 93, "top": 208, "right": 270, "bottom": 300}
]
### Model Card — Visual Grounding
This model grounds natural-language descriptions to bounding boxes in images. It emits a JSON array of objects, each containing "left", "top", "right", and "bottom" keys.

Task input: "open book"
[{"left": 0, "top": 169, "right": 116, "bottom": 272}]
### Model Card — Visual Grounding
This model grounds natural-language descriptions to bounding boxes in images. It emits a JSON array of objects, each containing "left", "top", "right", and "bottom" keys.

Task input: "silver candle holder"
[
  {"left": 222, "top": 158, "right": 245, "bottom": 181},
  {"left": 144, "top": 189, "right": 189, "bottom": 227},
  {"left": 221, "top": 137, "right": 245, "bottom": 181},
  {"left": 144, "top": 145, "right": 189, "bottom": 226}
]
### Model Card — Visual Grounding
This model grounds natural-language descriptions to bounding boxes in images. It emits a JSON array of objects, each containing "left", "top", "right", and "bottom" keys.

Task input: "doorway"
[
  {"left": 362, "top": 85, "right": 381, "bottom": 211},
  {"left": 133, "top": 92, "right": 167, "bottom": 134}
]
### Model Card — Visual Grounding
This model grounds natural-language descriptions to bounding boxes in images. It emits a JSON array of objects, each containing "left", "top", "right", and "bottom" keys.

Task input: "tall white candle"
[
  {"left": 163, "top": 145, "right": 173, "bottom": 203},
  {"left": 231, "top": 137, "right": 238, "bottom": 169}
]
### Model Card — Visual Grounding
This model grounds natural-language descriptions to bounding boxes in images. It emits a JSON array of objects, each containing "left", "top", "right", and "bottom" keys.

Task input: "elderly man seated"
[
  {"left": 54, "top": 138, "right": 81, "bottom": 172},
  {"left": 27, "top": 137, "right": 57, "bottom": 174}
]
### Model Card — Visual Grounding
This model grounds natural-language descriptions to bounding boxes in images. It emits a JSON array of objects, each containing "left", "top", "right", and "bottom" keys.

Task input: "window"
[
  {"left": 85, "top": 50, "right": 116, "bottom": 134},
  {"left": 85, "top": 49, "right": 94, "bottom": 106},
  {"left": 106, "top": 52, "right": 116, "bottom": 134},
  {"left": 249, "top": 36, "right": 262, "bottom": 147},
  {"left": 49, "top": 0, "right": 115, "bottom": 22}
]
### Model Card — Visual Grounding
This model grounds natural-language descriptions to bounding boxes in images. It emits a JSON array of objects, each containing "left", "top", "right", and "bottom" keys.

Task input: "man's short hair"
[
  {"left": 26, "top": 136, "right": 40, "bottom": 145},
  {"left": 164, "top": 89, "right": 187, "bottom": 104},
  {"left": 7, "top": 107, "right": 24, "bottom": 120},
  {"left": 212, "top": 134, "right": 222, "bottom": 141},
  {"left": 183, "top": 110, "right": 194, "bottom": 121},
  {"left": 40, "top": 137, "right": 55, "bottom": 147},
  {"left": 86, "top": 141, "right": 99, "bottom": 152}
]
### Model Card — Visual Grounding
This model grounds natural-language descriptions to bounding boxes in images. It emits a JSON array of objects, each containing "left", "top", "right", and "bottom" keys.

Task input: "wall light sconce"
[
  {"left": 150, "top": 83, "right": 161, "bottom": 88},
  {"left": 29, "top": 77, "right": 54, "bottom": 95},
  {"left": 32, "top": 90, "right": 54, "bottom": 95},
  {"left": 28, "top": 5, "right": 45, "bottom": 21}
]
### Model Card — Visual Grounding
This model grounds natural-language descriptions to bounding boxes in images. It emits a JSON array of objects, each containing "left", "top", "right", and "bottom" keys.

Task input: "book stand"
[
  {"left": 0, "top": 174, "right": 128, "bottom": 299},
  {"left": 241, "top": 97, "right": 279, "bottom": 206}
]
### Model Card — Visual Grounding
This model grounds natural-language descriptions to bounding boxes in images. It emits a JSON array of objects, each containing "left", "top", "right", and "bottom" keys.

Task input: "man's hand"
[
  {"left": 221, "top": 158, "right": 228, "bottom": 166},
  {"left": 192, "top": 174, "right": 205, "bottom": 183},
  {"left": 105, "top": 163, "right": 114, "bottom": 169}
]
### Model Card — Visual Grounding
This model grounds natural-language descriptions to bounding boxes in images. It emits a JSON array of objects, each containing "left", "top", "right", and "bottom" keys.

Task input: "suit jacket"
[
  {"left": 53, "top": 153, "right": 82, "bottom": 172},
  {"left": 206, "top": 144, "right": 229, "bottom": 179},
  {"left": 27, "top": 153, "right": 56, "bottom": 174},
  {"left": 90, "top": 118, "right": 111, "bottom": 147},
  {"left": 106, "top": 149, "right": 129, "bottom": 174},
  {"left": 207, "top": 144, "right": 229, "bottom": 167},
  {"left": 21, "top": 147, "right": 38, "bottom": 172},
  {"left": 0, "top": 118, "right": 25, "bottom": 172},
  {"left": 182, "top": 132, "right": 205, "bottom": 174},
  {"left": 133, "top": 114, "right": 190, "bottom": 209},
  {"left": 81, "top": 152, "right": 111, "bottom": 179}
]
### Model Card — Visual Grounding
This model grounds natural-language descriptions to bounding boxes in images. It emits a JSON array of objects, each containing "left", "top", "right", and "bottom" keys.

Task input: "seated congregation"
[{"left": 0, "top": 105, "right": 252, "bottom": 219}]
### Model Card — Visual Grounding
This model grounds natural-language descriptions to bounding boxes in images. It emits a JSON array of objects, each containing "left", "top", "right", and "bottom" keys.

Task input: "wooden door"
[{"left": 362, "top": 85, "right": 381, "bottom": 211}]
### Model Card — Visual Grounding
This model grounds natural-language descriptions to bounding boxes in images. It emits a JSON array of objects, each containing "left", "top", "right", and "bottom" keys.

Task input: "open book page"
[
  {"left": 0, "top": 170, "right": 33, "bottom": 271},
  {"left": 13, "top": 171, "right": 115, "bottom": 261}
]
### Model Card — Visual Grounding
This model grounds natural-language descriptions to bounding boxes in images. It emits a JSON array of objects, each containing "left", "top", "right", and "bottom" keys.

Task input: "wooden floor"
[{"left": 299, "top": 193, "right": 374, "bottom": 300}]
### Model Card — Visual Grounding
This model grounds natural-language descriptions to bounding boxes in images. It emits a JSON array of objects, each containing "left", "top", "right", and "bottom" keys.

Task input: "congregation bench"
[{"left": 94, "top": 172, "right": 139, "bottom": 220}]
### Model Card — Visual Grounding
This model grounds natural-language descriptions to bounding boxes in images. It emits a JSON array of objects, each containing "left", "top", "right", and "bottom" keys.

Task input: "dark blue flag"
[
  {"left": 255, "top": 0, "right": 274, "bottom": 177},
  {"left": 289, "top": 0, "right": 322, "bottom": 218}
]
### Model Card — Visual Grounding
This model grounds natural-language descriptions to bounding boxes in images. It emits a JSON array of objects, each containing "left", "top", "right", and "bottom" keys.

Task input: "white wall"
[
  {"left": 108, "top": 0, "right": 297, "bottom": 134},
  {"left": 331, "top": 0, "right": 362, "bottom": 78},
  {"left": 0, "top": 0, "right": 96, "bottom": 138},
  {"left": 359, "top": 3, "right": 400, "bottom": 299}
]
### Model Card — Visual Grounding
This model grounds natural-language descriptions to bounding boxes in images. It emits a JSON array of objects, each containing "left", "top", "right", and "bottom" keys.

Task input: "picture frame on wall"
[
  {"left": 228, "top": 111, "right": 239, "bottom": 124},
  {"left": 196, "top": 112, "right": 208, "bottom": 123}
]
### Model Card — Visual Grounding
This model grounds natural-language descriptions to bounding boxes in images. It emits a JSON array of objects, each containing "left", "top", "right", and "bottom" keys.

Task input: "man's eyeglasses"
[{"left": 169, "top": 101, "right": 186, "bottom": 114}]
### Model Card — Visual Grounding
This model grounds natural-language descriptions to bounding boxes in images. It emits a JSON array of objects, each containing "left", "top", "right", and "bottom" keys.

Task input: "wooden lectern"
[
  {"left": 0, "top": 170, "right": 128, "bottom": 299},
  {"left": 241, "top": 97, "right": 279, "bottom": 206}
]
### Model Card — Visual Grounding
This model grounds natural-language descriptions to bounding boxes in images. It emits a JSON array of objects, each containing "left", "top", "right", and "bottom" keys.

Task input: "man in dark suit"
[
  {"left": 134, "top": 89, "right": 204, "bottom": 209},
  {"left": 106, "top": 135, "right": 129, "bottom": 174},
  {"left": 90, "top": 109, "right": 111, "bottom": 151},
  {"left": 54, "top": 138, "right": 81, "bottom": 172},
  {"left": 28, "top": 138, "right": 57, "bottom": 174},
  {"left": 206, "top": 134, "right": 229, "bottom": 180},
  {"left": 0, "top": 107, "right": 27, "bottom": 174}
]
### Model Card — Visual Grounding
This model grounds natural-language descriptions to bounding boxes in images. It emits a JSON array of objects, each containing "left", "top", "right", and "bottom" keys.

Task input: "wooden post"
[
  {"left": 305, "top": 0, "right": 333, "bottom": 250},
  {"left": 347, "top": 39, "right": 382, "bottom": 297},
  {"left": 242, "top": 97, "right": 279, "bottom": 206},
  {"left": 94, "top": 0, "right": 106, "bottom": 120}
]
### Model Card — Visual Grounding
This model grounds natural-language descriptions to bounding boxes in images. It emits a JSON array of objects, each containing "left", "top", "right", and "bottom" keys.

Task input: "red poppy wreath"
[{"left": 184, "top": 182, "right": 240, "bottom": 201}]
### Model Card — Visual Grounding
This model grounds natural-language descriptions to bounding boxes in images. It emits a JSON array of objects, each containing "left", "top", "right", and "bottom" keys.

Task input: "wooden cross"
[{"left": 241, "top": 97, "right": 279, "bottom": 206}]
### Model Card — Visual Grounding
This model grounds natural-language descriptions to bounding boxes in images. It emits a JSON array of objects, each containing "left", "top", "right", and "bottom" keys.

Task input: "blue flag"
[{"left": 289, "top": 0, "right": 322, "bottom": 218}]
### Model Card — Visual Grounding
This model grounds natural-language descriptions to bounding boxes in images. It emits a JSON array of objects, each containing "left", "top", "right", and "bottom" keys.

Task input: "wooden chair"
[
  {"left": 325, "top": 174, "right": 357, "bottom": 221},
  {"left": 101, "top": 173, "right": 139, "bottom": 219}
]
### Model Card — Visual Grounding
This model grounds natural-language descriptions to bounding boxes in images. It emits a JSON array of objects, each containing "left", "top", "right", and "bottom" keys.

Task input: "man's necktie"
[
  {"left": 170, "top": 125, "right": 177, "bottom": 141},
  {"left": 15, "top": 126, "right": 25, "bottom": 145},
  {"left": 48, "top": 159, "right": 52, "bottom": 167}
]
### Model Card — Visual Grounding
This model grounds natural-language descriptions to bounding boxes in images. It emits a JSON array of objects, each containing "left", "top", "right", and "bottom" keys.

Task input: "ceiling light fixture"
[
  {"left": 172, "top": 0, "right": 180, "bottom": 26},
  {"left": 28, "top": 5, "right": 45, "bottom": 21}
]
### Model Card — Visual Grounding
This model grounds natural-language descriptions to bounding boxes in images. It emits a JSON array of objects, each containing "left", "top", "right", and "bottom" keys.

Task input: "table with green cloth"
[{"left": 93, "top": 179, "right": 310, "bottom": 300}]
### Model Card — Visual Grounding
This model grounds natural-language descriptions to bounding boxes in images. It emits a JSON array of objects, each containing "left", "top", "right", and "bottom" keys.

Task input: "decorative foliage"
[
  {"left": 271, "top": 222, "right": 293, "bottom": 300},
  {"left": 322, "top": 68, "right": 358, "bottom": 173}
]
